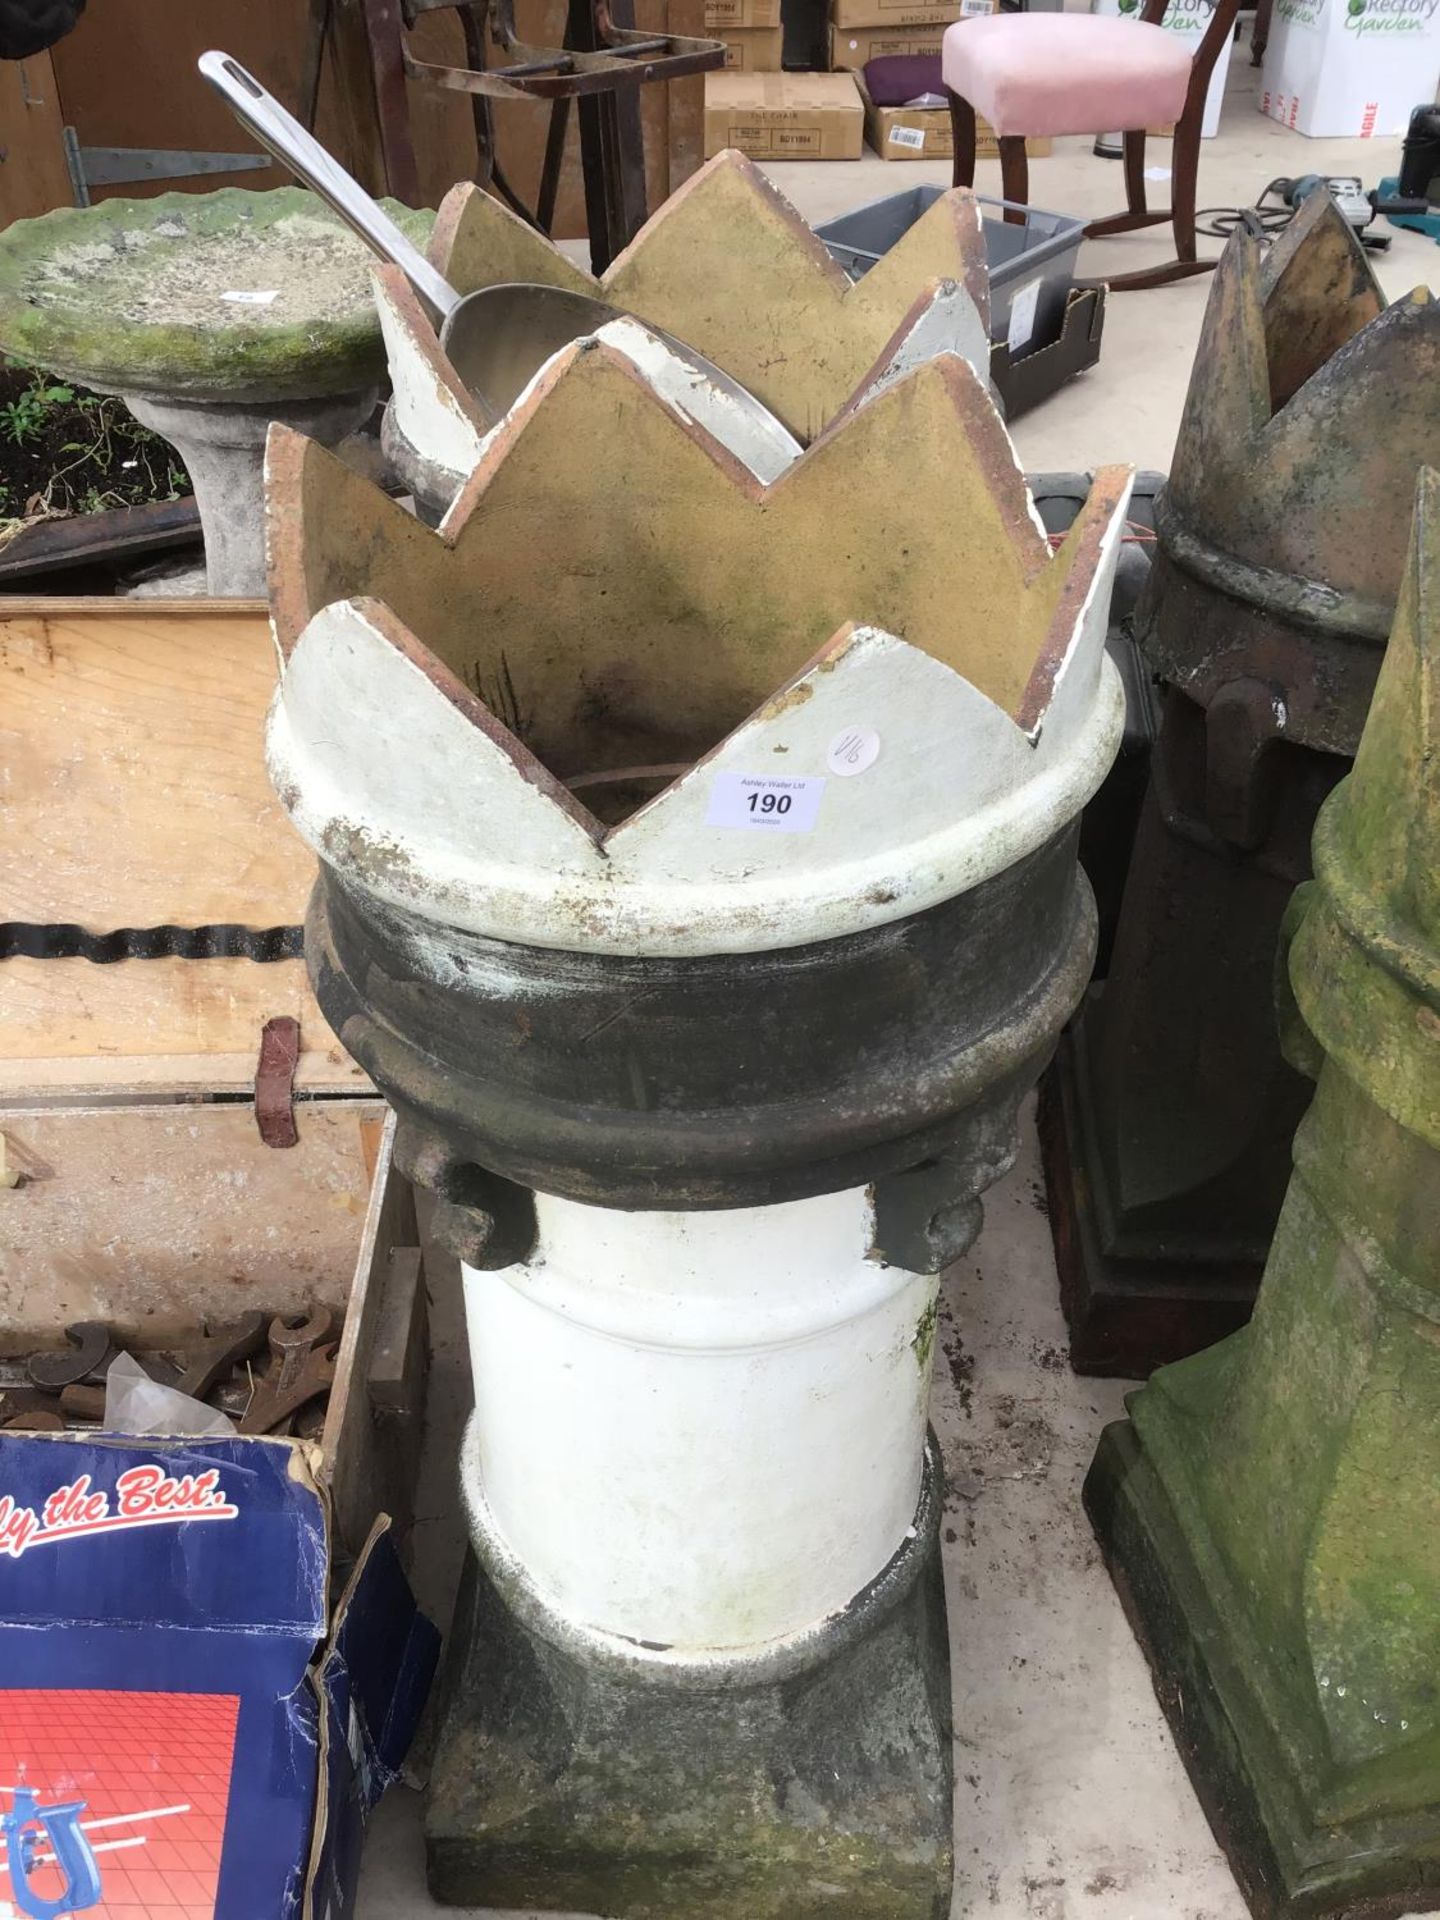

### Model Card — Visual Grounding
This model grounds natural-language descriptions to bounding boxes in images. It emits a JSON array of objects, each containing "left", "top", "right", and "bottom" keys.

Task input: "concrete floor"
[{"left": 357, "top": 36, "right": 1438, "bottom": 1919}]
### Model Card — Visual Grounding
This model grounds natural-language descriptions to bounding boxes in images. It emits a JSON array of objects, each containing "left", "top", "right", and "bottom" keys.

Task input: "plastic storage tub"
[{"left": 814, "top": 186, "right": 1084, "bottom": 350}]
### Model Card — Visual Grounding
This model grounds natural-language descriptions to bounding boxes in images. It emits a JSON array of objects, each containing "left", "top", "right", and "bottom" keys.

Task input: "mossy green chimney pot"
[{"left": 1085, "top": 469, "right": 1440, "bottom": 1919}]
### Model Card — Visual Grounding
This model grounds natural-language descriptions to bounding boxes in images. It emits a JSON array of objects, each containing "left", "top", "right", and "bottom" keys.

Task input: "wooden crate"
[{"left": 0, "top": 596, "right": 425, "bottom": 1557}]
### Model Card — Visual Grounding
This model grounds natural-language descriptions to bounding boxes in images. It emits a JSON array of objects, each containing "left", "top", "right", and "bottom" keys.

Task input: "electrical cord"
[
  {"left": 1198, "top": 175, "right": 1394, "bottom": 250},
  {"left": 1196, "top": 177, "right": 1296, "bottom": 242}
]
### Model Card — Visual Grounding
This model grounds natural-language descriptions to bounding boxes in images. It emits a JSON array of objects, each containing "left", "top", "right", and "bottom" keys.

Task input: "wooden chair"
[{"left": 943, "top": 0, "right": 1242, "bottom": 291}]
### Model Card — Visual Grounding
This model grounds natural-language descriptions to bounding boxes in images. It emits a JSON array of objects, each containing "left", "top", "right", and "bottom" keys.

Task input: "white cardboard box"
[
  {"left": 1259, "top": 0, "right": 1440, "bottom": 138},
  {"left": 1091, "top": 0, "right": 1236, "bottom": 138}
]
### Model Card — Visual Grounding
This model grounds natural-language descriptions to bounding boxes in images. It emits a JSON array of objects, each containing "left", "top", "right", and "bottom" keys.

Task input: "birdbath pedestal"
[{"left": 0, "top": 189, "right": 429, "bottom": 596}]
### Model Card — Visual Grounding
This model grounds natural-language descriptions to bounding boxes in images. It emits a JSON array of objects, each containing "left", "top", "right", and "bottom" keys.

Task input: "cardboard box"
[
  {"left": 0, "top": 1443, "right": 437, "bottom": 1920},
  {"left": 829, "top": 21, "right": 947, "bottom": 65},
  {"left": 830, "top": 0, "right": 961, "bottom": 31},
  {"left": 1091, "top": 0, "right": 1236, "bottom": 137},
  {"left": 718, "top": 22, "right": 785, "bottom": 65},
  {"left": 705, "top": 0, "right": 780, "bottom": 25},
  {"left": 1258, "top": 0, "right": 1440, "bottom": 138},
  {"left": 858, "top": 77, "right": 1054, "bottom": 159},
  {"left": 0, "top": 595, "right": 439, "bottom": 1920},
  {"left": 705, "top": 70, "right": 865, "bottom": 157}
]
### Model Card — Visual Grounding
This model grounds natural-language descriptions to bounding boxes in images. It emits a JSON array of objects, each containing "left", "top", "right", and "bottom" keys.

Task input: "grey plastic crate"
[{"left": 814, "top": 186, "right": 1084, "bottom": 351}]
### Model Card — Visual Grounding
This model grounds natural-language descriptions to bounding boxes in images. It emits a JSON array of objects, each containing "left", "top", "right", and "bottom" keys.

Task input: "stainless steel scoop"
[{"left": 199, "top": 50, "right": 775, "bottom": 426}]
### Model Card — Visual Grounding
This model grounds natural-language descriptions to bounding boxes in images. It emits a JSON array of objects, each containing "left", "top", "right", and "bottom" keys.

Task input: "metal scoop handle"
[{"left": 198, "top": 49, "right": 459, "bottom": 324}]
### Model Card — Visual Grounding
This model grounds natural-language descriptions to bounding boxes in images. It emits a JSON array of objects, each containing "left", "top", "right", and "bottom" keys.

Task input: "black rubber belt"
[{"left": 0, "top": 924, "right": 304, "bottom": 963}]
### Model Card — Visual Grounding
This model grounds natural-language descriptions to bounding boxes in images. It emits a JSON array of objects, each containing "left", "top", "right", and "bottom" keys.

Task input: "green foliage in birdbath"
[{"left": 0, "top": 357, "right": 189, "bottom": 549}]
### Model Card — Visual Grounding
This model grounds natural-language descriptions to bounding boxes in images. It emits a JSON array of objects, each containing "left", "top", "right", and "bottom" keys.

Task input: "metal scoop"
[{"left": 199, "top": 50, "right": 784, "bottom": 429}]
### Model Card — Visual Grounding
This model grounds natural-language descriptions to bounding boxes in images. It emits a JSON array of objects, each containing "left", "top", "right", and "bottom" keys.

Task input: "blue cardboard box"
[{"left": 0, "top": 1433, "right": 437, "bottom": 1920}]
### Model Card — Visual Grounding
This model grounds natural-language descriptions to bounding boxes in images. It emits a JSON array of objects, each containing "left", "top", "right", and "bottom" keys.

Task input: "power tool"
[{"left": 1397, "top": 104, "right": 1440, "bottom": 206}]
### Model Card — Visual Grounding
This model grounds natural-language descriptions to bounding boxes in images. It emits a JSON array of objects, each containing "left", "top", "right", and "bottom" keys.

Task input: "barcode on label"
[
  {"left": 888, "top": 125, "right": 925, "bottom": 150},
  {"left": 960, "top": 0, "right": 992, "bottom": 16}
]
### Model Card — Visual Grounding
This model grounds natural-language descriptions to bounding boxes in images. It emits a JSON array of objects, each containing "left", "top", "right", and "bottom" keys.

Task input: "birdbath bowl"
[{"left": 0, "top": 188, "right": 431, "bottom": 595}]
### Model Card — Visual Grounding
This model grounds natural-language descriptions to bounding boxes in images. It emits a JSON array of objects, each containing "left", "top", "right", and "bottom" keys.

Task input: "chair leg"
[
  {"left": 1100, "top": 105, "right": 1215, "bottom": 289},
  {"left": 998, "top": 136, "right": 1028, "bottom": 222},
  {"left": 946, "top": 89, "right": 978, "bottom": 188},
  {"left": 1252, "top": 0, "right": 1274, "bottom": 61},
  {"left": 1170, "top": 113, "right": 1201, "bottom": 263},
  {"left": 1123, "top": 129, "right": 1147, "bottom": 219},
  {"left": 1076, "top": 96, "right": 1218, "bottom": 286}
]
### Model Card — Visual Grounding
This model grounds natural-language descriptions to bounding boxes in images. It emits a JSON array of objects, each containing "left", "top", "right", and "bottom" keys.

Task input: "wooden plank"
[
  {"left": 321, "top": 1115, "right": 428, "bottom": 1555},
  {"left": 49, "top": 0, "right": 296, "bottom": 203},
  {"left": 397, "top": 8, "right": 481, "bottom": 208},
  {"left": 0, "top": 1097, "right": 388, "bottom": 1346},
  {"left": 47, "top": 0, "right": 474, "bottom": 206},
  {"left": 0, "top": 956, "right": 365, "bottom": 1096},
  {"left": 0, "top": 598, "right": 314, "bottom": 929},
  {"left": 666, "top": 7, "right": 706, "bottom": 201},
  {"left": 0, "top": 54, "right": 72, "bottom": 228}
]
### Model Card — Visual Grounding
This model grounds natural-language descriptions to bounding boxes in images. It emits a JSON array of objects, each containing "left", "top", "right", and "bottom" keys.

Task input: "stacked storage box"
[
  {"left": 703, "top": 69, "right": 865, "bottom": 154},
  {"left": 705, "top": 0, "right": 864, "bottom": 162},
  {"left": 708, "top": 0, "right": 784, "bottom": 69},
  {"left": 830, "top": 0, "right": 980, "bottom": 75},
  {"left": 837, "top": 0, "right": 1054, "bottom": 160}
]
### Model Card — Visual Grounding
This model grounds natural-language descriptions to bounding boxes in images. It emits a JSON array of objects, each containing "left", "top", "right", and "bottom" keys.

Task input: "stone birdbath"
[{"left": 0, "top": 188, "right": 431, "bottom": 596}]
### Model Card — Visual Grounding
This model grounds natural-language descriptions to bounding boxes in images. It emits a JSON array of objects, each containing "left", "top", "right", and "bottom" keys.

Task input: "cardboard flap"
[{"left": 305, "top": 1520, "right": 440, "bottom": 1920}]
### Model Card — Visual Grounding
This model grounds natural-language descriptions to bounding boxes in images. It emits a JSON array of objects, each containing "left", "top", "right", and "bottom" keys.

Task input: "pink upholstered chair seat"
[{"left": 942, "top": 14, "right": 1193, "bottom": 138}]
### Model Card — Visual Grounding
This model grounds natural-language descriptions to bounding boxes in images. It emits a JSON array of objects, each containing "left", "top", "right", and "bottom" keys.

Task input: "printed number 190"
[{"left": 748, "top": 791, "right": 792, "bottom": 817}]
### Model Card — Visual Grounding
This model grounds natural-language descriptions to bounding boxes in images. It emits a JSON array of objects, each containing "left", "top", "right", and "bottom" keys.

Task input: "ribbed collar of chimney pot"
[
  {"left": 263, "top": 350, "right": 1132, "bottom": 956},
  {"left": 422, "top": 149, "right": 990, "bottom": 445},
  {"left": 1165, "top": 194, "right": 1440, "bottom": 600}
]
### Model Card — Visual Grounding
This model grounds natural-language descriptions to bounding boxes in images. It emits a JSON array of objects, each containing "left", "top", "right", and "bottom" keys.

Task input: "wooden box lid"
[{"left": 0, "top": 597, "right": 365, "bottom": 1098}]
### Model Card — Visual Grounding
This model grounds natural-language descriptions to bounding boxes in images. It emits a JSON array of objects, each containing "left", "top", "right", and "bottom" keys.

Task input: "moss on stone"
[
  {"left": 911, "top": 1297, "right": 939, "bottom": 1377},
  {"left": 0, "top": 188, "right": 433, "bottom": 400},
  {"left": 432, "top": 1820, "right": 949, "bottom": 1920}
]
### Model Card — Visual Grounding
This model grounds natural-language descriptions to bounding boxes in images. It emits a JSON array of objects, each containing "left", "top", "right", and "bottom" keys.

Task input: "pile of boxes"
[
  {"left": 707, "top": 0, "right": 785, "bottom": 71},
  {"left": 703, "top": 0, "right": 1055, "bottom": 163}
]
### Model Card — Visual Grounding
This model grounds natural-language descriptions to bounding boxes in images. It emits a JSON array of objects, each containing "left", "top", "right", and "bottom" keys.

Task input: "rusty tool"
[
  {"left": 58, "top": 1384, "right": 107, "bottom": 1423},
  {"left": 239, "top": 1340, "right": 338, "bottom": 1436},
  {"left": 208, "top": 1380, "right": 256, "bottom": 1418},
  {"left": 292, "top": 1398, "right": 329, "bottom": 1442},
  {"left": 266, "top": 1308, "right": 334, "bottom": 1386},
  {"left": 234, "top": 1307, "right": 333, "bottom": 1434},
  {"left": 0, "top": 1387, "right": 64, "bottom": 1422},
  {"left": 27, "top": 1321, "right": 116, "bottom": 1390},
  {"left": 172, "top": 1312, "right": 270, "bottom": 1403}
]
